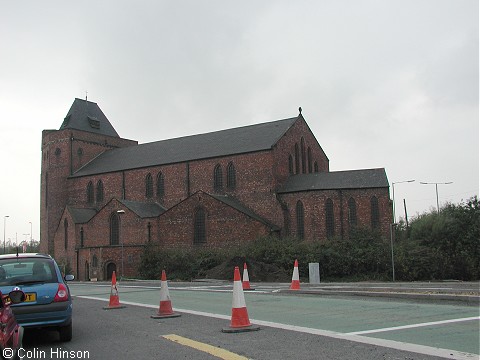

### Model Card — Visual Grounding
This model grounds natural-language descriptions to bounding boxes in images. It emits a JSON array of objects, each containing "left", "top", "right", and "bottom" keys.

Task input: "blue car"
[{"left": 0, "top": 253, "right": 74, "bottom": 341}]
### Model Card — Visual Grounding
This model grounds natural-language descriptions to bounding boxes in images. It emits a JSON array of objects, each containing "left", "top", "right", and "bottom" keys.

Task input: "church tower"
[{"left": 40, "top": 99, "right": 136, "bottom": 255}]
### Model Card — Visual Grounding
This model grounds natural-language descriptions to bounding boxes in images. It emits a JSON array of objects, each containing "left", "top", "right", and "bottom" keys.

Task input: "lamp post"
[
  {"left": 392, "top": 180, "right": 415, "bottom": 223},
  {"left": 420, "top": 182, "right": 453, "bottom": 213},
  {"left": 390, "top": 180, "right": 414, "bottom": 282},
  {"left": 116, "top": 210, "right": 125, "bottom": 280},
  {"left": 390, "top": 223, "right": 398, "bottom": 282},
  {"left": 29, "top": 221, "right": 32, "bottom": 247},
  {"left": 3, "top": 216, "right": 9, "bottom": 254}
]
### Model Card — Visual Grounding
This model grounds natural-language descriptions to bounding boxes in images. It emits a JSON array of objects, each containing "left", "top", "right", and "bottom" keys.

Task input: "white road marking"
[
  {"left": 76, "top": 295, "right": 479, "bottom": 360},
  {"left": 346, "top": 316, "right": 480, "bottom": 335}
]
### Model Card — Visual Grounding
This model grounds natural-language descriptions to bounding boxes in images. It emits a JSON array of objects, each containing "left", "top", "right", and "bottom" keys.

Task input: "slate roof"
[
  {"left": 278, "top": 168, "right": 389, "bottom": 193},
  {"left": 119, "top": 199, "right": 166, "bottom": 218},
  {"left": 71, "top": 116, "right": 299, "bottom": 178},
  {"left": 60, "top": 98, "right": 120, "bottom": 137},
  {"left": 67, "top": 207, "right": 97, "bottom": 224},
  {"left": 210, "top": 194, "right": 280, "bottom": 231}
]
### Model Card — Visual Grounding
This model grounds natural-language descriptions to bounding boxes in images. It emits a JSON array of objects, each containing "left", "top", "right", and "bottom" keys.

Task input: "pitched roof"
[
  {"left": 71, "top": 116, "right": 299, "bottom": 177},
  {"left": 67, "top": 207, "right": 97, "bottom": 224},
  {"left": 60, "top": 98, "right": 120, "bottom": 137},
  {"left": 278, "top": 168, "right": 389, "bottom": 193},
  {"left": 210, "top": 194, "right": 280, "bottom": 231},
  {"left": 119, "top": 199, "right": 166, "bottom": 218}
]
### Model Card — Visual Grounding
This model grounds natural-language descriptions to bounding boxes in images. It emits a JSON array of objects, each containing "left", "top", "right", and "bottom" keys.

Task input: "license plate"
[{"left": 5, "top": 292, "right": 36, "bottom": 303}]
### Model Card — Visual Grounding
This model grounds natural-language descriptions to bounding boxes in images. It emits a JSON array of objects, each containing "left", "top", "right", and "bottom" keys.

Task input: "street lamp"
[
  {"left": 392, "top": 180, "right": 415, "bottom": 223},
  {"left": 116, "top": 210, "right": 125, "bottom": 280},
  {"left": 390, "top": 180, "right": 414, "bottom": 282},
  {"left": 420, "top": 182, "right": 453, "bottom": 213},
  {"left": 3, "top": 216, "right": 9, "bottom": 254}
]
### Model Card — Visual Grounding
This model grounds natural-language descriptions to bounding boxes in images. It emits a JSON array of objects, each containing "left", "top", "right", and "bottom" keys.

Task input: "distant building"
[{"left": 40, "top": 99, "right": 392, "bottom": 280}]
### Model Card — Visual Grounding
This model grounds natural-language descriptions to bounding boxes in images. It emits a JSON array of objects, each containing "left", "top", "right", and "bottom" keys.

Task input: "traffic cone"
[
  {"left": 242, "top": 262, "right": 254, "bottom": 290},
  {"left": 290, "top": 259, "right": 300, "bottom": 290},
  {"left": 103, "top": 271, "right": 126, "bottom": 309},
  {"left": 151, "top": 270, "right": 181, "bottom": 319},
  {"left": 222, "top": 266, "right": 260, "bottom": 333}
]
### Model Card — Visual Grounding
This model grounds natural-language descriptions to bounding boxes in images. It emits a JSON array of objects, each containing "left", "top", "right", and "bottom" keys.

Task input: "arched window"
[
  {"left": 348, "top": 198, "right": 357, "bottom": 227},
  {"left": 294, "top": 143, "right": 300, "bottom": 174},
  {"left": 227, "top": 162, "right": 236, "bottom": 189},
  {"left": 326, "top": 198, "right": 334, "bottom": 238},
  {"left": 214, "top": 164, "right": 223, "bottom": 191},
  {"left": 301, "top": 138, "right": 306, "bottom": 174},
  {"left": 371, "top": 196, "right": 380, "bottom": 229},
  {"left": 314, "top": 162, "right": 319, "bottom": 173},
  {"left": 288, "top": 155, "right": 294, "bottom": 175},
  {"left": 96, "top": 180, "right": 104, "bottom": 203},
  {"left": 156, "top": 172, "right": 165, "bottom": 197},
  {"left": 307, "top": 147, "right": 312, "bottom": 173},
  {"left": 194, "top": 207, "right": 206, "bottom": 244},
  {"left": 64, "top": 219, "right": 68, "bottom": 249},
  {"left": 145, "top": 173, "right": 153, "bottom": 198},
  {"left": 86, "top": 181, "right": 94, "bottom": 204},
  {"left": 92, "top": 255, "right": 98, "bottom": 268},
  {"left": 109, "top": 213, "right": 119, "bottom": 245},
  {"left": 296, "top": 200, "right": 304, "bottom": 239}
]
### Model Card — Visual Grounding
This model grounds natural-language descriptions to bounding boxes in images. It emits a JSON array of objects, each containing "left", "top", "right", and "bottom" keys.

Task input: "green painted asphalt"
[{"left": 70, "top": 283, "right": 480, "bottom": 355}]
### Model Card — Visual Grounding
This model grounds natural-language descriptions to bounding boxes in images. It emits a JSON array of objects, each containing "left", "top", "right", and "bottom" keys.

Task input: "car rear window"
[{"left": 0, "top": 258, "right": 57, "bottom": 285}]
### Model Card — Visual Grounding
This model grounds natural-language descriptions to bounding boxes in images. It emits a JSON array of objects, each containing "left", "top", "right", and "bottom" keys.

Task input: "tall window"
[
  {"left": 296, "top": 201, "right": 304, "bottom": 239},
  {"left": 109, "top": 213, "right": 119, "bottom": 245},
  {"left": 301, "top": 138, "right": 306, "bottom": 174},
  {"left": 80, "top": 227, "right": 84, "bottom": 247},
  {"left": 145, "top": 173, "right": 153, "bottom": 198},
  {"left": 314, "top": 162, "right": 319, "bottom": 173},
  {"left": 194, "top": 207, "right": 206, "bottom": 244},
  {"left": 226, "top": 162, "right": 236, "bottom": 189},
  {"left": 326, "top": 198, "right": 334, "bottom": 238},
  {"left": 371, "top": 196, "right": 380, "bottom": 229},
  {"left": 348, "top": 197, "right": 357, "bottom": 227},
  {"left": 96, "top": 180, "right": 104, "bottom": 203},
  {"left": 87, "top": 181, "right": 94, "bottom": 204},
  {"left": 156, "top": 172, "right": 165, "bottom": 197},
  {"left": 288, "top": 155, "right": 294, "bottom": 175},
  {"left": 307, "top": 147, "right": 312, "bottom": 173},
  {"left": 214, "top": 164, "right": 223, "bottom": 191},
  {"left": 295, "top": 143, "right": 300, "bottom": 174},
  {"left": 64, "top": 219, "right": 68, "bottom": 249}
]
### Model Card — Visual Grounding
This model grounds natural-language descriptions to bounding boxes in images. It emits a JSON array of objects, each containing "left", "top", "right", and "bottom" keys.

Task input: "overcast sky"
[{"left": 1, "top": 1, "right": 478, "bottom": 245}]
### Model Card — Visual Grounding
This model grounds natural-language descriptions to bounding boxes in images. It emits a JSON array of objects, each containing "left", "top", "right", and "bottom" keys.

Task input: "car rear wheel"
[{"left": 59, "top": 322, "right": 72, "bottom": 342}]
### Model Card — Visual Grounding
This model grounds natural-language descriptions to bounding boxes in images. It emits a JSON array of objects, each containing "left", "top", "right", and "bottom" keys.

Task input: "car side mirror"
[
  {"left": 8, "top": 290, "right": 26, "bottom": 304},
  {"left": 64, "top": 275, "right": 75, "bottom": 281}
]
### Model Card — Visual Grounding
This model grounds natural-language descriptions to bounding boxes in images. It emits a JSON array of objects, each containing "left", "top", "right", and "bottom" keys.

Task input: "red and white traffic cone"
[
  {"left": 242, "top": 262, "right": 254, "bottom": 290},
  {"left": 290, "top": 259, "right": 300, "bottom": 290},
  {"left": 103, "top": 271, "right": 126, "bottom": 309},
  {"left": 151, "top": 270, "right": 181, "bottom": 319},
  {"left": 222, "top": 266, "right": 260, "bottom": 333}
]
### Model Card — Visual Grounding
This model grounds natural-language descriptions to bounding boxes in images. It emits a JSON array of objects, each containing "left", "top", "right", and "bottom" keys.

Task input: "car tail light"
[{"left": 54, "top": 283, "right": 69, "bottom": 302}]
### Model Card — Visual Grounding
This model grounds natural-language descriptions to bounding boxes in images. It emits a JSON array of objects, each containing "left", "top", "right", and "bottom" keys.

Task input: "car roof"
[{"left": 0, "top": 253, "right": 53, "bottom": 260}]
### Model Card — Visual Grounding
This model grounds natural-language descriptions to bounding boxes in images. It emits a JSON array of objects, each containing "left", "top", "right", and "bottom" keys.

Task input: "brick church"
[{"left": 40, "top": 98, "right": 392, "bottom": 281}]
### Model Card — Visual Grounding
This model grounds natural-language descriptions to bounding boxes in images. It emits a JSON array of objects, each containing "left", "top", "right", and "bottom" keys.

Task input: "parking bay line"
[
  {"left": 76, "top": 296, "right": 478, "bottom": 360},
  {"left": 163, "top": 334, "right": 248, "bottom": 360},
  {"left": 346, "top": 316, "right": 480, "bottom": 335}
]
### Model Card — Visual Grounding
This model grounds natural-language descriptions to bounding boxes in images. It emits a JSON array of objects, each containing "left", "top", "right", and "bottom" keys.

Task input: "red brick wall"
[
  {"left": 279, "top": 187, "right": 392, "bottom": 241},
  {"left": 158, "top": 191, "right": 272, "bottom": 249},
  {"left": 272, "top": 116, "right": 330, "bottom": 187}
]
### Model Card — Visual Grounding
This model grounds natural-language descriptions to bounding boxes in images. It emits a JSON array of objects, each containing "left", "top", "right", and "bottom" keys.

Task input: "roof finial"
[{"left": 298, "top": 106, "right": 302, "bottom": 115}]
